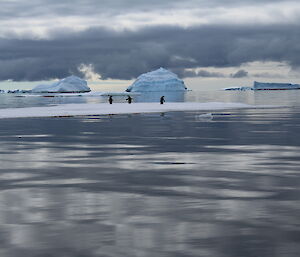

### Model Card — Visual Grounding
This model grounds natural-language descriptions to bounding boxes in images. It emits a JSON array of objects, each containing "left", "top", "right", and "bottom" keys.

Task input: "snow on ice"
[{"left": 0, "top": 102, "right": 273, "bottom": 119}]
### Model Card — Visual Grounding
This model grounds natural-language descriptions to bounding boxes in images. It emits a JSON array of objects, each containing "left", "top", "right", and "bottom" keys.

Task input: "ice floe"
[{"left": 0, "top": 102, "right": 274, "bottom": 119}]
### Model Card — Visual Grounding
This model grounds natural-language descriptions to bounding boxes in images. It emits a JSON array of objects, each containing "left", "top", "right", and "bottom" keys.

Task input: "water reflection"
[
  {"left": 0, "top": 100, "right": 300, "bottom": 256},
  {"left": 133, "top": 91, "right": 185, "bottom": 103}
]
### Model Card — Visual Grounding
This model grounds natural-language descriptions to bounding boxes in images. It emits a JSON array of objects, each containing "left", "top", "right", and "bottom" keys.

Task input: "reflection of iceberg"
[
  {"left": 32, "top": 76, "right": 91, "bottom": 93},
  {"left": 195, "top": 113, "right": 213, "bottom": 122},
  {"left": 253, "top": 81, "right": 300, "bottom": 90},
  {"left": 133, "top": 91, "right": 185, "bottom": 103},
  {"left": 126, "top": 68, "right": 187, "bottom": 92}
]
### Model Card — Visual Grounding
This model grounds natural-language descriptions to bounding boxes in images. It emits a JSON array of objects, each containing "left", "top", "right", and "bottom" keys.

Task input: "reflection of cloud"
[{"left": 1, "top": 110, "right": 300, "bottom": 256}]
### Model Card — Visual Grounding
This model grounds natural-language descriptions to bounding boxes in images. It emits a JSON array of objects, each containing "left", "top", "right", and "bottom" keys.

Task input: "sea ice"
[
  {"left": 126, "top": 68, "right": 187, "bottom": 92},
  {"left": 32, "top": 75, "right": 91, "bottom": 93},
  {"left": 0, "top": 102, "right": 272, "bottom": 119}
]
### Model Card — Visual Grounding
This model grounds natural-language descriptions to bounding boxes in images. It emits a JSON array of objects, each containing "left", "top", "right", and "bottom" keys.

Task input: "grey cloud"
[
  {"left": 0, "top": 0, "right": 289, "bottom": 19},
  {"left": 231, "top": 69, "right": 248, "bottom": 78},
  {"left": 1, "top": 24, "right": 300, "bottom": 81},
  {"left": 174, "top": 69, "right": 225, "bottom": 78},
  {"left": 197, "top": 70, "right": 225, "bottom": 78},
  {"left": 0, "top": 0, "right": 203, "bottom": 18},
  {"left": 252, "top": 72, "right": 285, "bottom": 78}
]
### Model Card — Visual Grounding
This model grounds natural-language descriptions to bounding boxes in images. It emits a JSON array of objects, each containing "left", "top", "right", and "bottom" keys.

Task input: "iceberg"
[
  {"left": 32, "top": 75, "right": 91, "bottom": 93},
  {"left": 253, "top": 81, "right": 300, "bottom": 90},
  {"left": 224, "top": 87, "right": 253, "bottom": 91},
  {"left": 126, "top": 68, "right": 187, "bottom": 92},
  {"left": 224, "top": 81, "right": 300, "bottom": 91}
]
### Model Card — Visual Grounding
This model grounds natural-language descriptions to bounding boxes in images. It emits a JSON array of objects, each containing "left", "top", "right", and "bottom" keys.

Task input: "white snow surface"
[
  {"left": 0, "top": 102, "right": 271, "bottom": 119},
  {"left": 126, "top": 68, "right": 186, "bottom": 92},
  {"left": 32, "top": 76, "right": 90, "bottom": 93}
]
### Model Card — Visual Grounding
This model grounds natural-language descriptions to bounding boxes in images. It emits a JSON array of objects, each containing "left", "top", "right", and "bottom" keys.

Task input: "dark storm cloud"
[
  {"left": 174, "top": 69, "right": 225, "bottom": 78},
  {"left": 252, "top": 72, "right": 284, "bottom": 78},
  {"left": 231, "top": 69, "right": 248, "bottom": 78},
  {"left": 1, "top": 24, "right": 300, "bottom": 81}
]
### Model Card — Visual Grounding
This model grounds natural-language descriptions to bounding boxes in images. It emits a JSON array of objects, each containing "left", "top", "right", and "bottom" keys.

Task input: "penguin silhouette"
[
  {"left": 108, "top": 96, "right": 113, "bottom": 104},
  {"left": 126, "top": 96, "right": 132, "bottom": 104}
]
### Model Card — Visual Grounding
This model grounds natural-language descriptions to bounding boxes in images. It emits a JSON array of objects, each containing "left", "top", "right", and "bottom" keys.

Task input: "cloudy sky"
[{"left": 1, "top": 0, "right": 300, "bottom": 86}]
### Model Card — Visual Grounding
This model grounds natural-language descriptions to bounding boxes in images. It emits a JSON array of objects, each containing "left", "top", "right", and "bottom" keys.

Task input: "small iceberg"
[
  {"left": 32, "top": 75, "right": 91, "bottom": 93},
  {"left": 224, "top": 87, "right": 253, "bottom": 91},
  {"left": 126, "top": 68, "right": 187, "bottom": 92}
]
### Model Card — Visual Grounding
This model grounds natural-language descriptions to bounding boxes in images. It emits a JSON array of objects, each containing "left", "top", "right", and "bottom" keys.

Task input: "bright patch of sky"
[{"left": 0, "top": 1, "right": 299, "bottom": 38}]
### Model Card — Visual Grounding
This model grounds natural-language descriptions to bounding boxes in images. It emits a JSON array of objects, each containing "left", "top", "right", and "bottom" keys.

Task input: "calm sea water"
[{"left": 0, "top": 90, "right": 300, "bottom": 257}]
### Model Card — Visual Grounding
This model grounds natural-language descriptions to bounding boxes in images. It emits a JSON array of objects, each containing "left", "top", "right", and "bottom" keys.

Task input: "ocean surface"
[{"left": 0, "top": 90, "right": 300, "bottom": 257}]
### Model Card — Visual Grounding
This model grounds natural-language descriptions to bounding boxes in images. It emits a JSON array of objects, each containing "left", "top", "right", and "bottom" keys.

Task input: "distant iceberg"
[
  {"left": 225, "top": 81, "right": 300, "bottom": 91},
  {"left": 32, "top": 75, "right": 91, "bottom": 93},
  {"left": 126, "top": 68, "right": 187, "bottom": 92},
  {"left": 253, "top": 81, "right": 300, "bottom": 90}
]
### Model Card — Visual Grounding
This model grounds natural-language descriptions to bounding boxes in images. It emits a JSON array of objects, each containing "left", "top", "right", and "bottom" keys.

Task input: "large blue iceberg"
[{"left": 126, "top": 68, "right": 187, "bottom": 92}]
